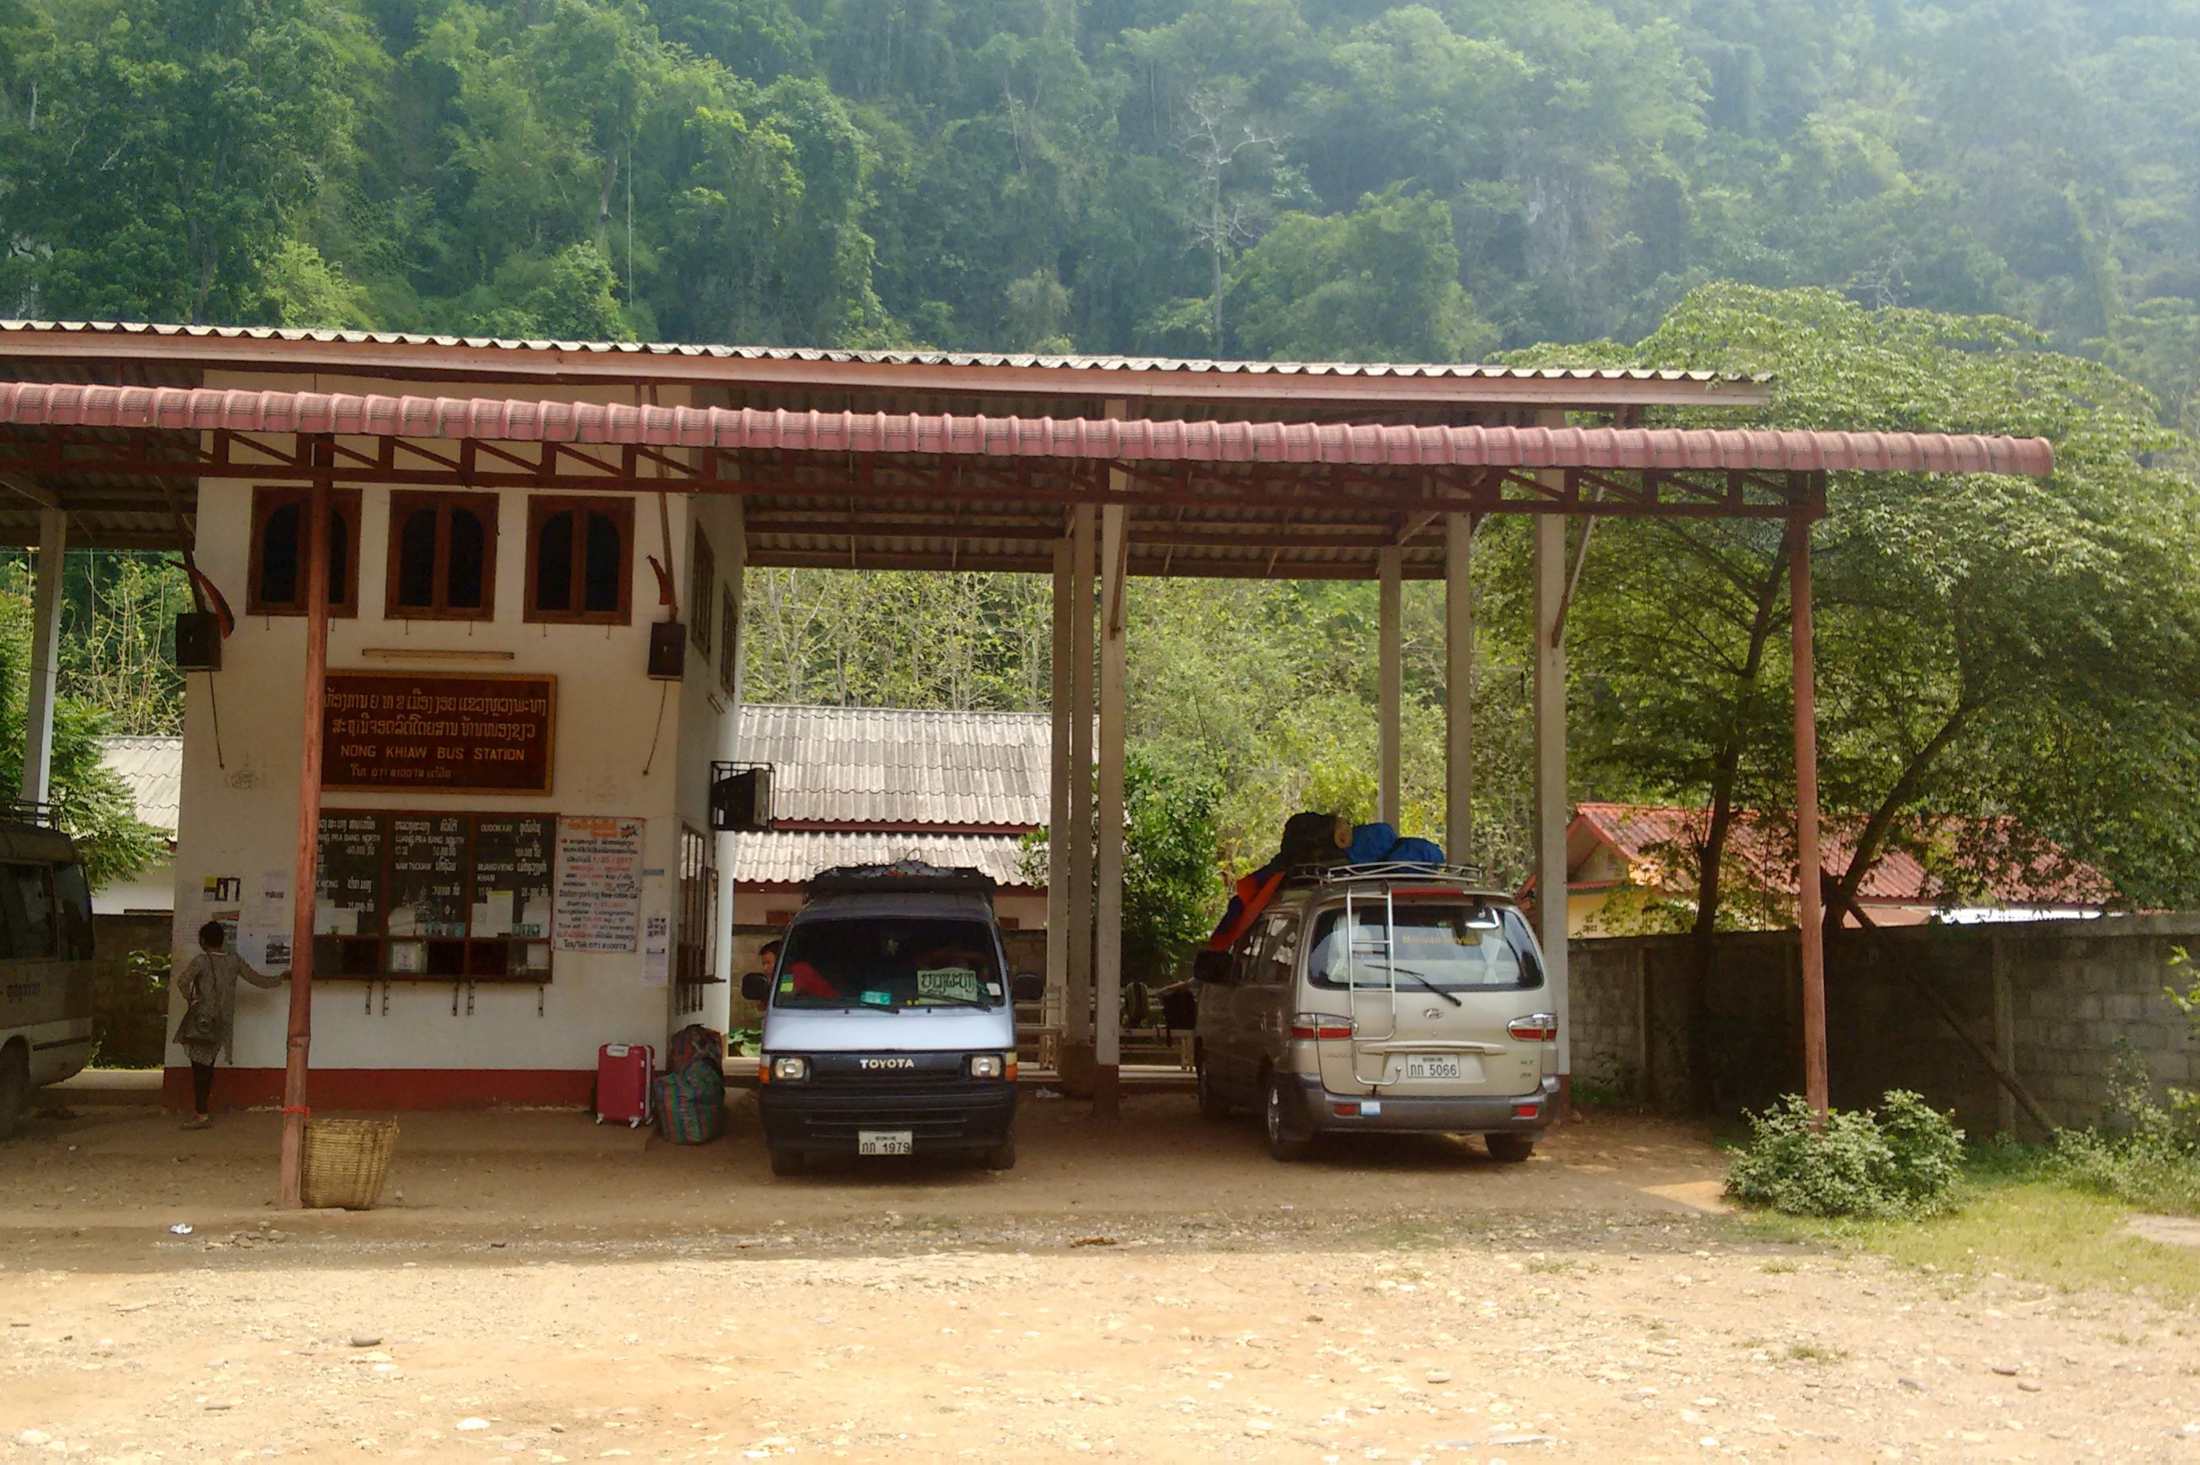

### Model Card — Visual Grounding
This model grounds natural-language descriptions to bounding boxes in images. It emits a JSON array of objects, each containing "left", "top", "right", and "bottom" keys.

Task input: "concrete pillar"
[
  {"left": 714, "top": 497, "right": 747, "bottom": 1036},
  {"left": 1063, "top": 505, "right": 1097, "bottom": 1092},
  {"left": 1095, "top": 504, "right": 1127, "bottom": 1118},
  {"left": 1046, "top": 538, "right": 1072, "bottom": 1040},
  {"left": 1443, "top": 514, "right": 1474, "bottom": 862},
  {"left": 19, "top": 507, "right": 66, "bottom": 807},
  {"left": 1378, "top": 544, "right": 1403, "bottom": 827},
  {"left": 1533, "top": 508, "right": 1571, "bottom": 1091}
]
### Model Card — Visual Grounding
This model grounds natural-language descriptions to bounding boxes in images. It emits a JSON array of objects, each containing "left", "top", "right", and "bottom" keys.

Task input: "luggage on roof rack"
[
  {"left": 807, "top": 859, "right": 997, "bottom": 897},
  {"left": 1286, "top": 860, "right": 1490, "bottom": 885}
]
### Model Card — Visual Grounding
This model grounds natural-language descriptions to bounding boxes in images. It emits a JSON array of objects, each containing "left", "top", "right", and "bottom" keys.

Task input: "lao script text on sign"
[
  {"left": 553, "top": 816, "right": 645, "bottom": 954},
  {"left": 322, "top": 672, "right": 555, "bottom": 795}
]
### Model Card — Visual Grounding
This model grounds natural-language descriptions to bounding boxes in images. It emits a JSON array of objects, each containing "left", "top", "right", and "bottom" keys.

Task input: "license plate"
[
  {"left": 1404, "top": 1055, "right": 1466, "bottom": 1082},
  {"left": 858, "top": 1130, "right": 913, "bottom": 1156}
]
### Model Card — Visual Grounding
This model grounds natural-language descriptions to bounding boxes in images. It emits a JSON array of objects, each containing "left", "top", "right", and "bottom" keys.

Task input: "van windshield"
[
  {"left": 772, "top": 916, "right": 1004, "bottom": 1010},
  {"left": 1307, "top": 901, "right": 1542, "bottom": 992}
]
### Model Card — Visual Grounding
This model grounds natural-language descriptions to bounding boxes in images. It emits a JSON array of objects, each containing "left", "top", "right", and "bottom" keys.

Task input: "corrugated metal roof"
[
  {"left": 733, "top": 829, "right": 1036, "bottom": 888},
  {"left": 99, "top": 735, "right": 181, "bottom": 835},
  {"left": 0, "top": 318, "right": 1763, "bottom": 386},
  {"left": 0, "top": 383, "right": 2057, "bottom": 476},
  {"left": 1572, "top": 802, "right": 2112, "bottom": 909},
  {"left": 740, "top": 704, "right": 1051, "bottom": 828}
]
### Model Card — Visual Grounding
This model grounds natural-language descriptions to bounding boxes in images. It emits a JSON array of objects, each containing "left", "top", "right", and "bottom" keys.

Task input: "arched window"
[
  {"left": 524, "top": 496, "right": 634, "bottom": 624},
  {"left": 386, "top": 491, "right": 498, "bottom": 620},
  {"left": 246, "top": 486, "right": 361, "bottom": 617}
]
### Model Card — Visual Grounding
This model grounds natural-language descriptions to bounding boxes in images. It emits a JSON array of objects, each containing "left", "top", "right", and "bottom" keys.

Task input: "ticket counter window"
[{"left": 313, "top": 812, "right": 554, "bottom": 982}]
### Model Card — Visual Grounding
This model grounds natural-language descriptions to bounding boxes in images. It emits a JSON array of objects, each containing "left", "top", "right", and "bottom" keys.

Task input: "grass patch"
[
  {"left": 1737, "top": 1146, "right": 2200, "bottom": 1305},
  {"left": 1782, "top": 1341, "right": 1847, "bottom": 1364}
]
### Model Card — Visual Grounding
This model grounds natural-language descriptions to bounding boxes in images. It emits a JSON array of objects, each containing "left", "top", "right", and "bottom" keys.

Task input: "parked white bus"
[{"left": 0, "top": 815, "right": 97, "bottom": 1138}]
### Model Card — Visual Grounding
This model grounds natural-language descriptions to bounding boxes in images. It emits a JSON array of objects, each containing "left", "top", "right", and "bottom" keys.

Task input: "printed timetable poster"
[{"left": 552, "top": 816, "right": 645, "bottom": 954}]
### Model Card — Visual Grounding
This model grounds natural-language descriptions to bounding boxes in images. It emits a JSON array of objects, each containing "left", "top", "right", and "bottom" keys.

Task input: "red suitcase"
[{"left": 594, "top": 1043, "right": 654, "bottom": 1127}]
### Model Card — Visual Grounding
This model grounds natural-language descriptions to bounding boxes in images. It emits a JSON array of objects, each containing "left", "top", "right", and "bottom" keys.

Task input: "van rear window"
[{"left": 1306, "top": 902, "right": 1542, "bottom": 992}]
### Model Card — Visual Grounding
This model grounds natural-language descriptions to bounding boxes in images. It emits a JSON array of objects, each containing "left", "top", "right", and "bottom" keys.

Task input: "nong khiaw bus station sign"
[{"left": 320, "top": 672, "right": 556, "bottom": 795}]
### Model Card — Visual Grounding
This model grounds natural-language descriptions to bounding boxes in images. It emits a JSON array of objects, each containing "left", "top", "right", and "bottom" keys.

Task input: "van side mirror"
[
  {"left": 740, "top": 972, "right": 768, "bottom": 1002},
  {"left": 1011, "top": 972, "right": 1045, "bottom": 1003},
  {"left": 1191, "top": 949, "right": 1235, "bottom": 985}
]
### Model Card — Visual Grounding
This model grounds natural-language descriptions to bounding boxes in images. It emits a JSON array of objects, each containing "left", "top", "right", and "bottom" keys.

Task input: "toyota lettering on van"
[{"left": 860, "top": 1057, "right": 916, "bottom": 1070}]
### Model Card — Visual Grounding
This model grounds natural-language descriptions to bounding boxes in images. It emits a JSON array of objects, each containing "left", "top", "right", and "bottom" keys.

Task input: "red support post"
[
  {"left": 1789, "top": 511, "right": 1829, "bottom": 1118},
  {"left": 278, "top": 440, "right": 333, "bottom": 1207}
]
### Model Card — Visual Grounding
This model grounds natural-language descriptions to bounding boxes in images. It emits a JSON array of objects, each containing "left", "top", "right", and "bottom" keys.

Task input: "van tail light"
[
  {"left": 1289, "top": 1013, "right": 1357, "bottom": 1041},
  {"left": 1508, "top": 1014, "right": 1559, "bottom": 1043}
]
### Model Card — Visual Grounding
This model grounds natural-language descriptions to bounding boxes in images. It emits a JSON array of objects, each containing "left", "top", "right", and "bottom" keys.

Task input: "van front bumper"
[
  {"left": 1286, "top": 1074, "right": 1559, "bottom": 1136},
  {"left": 759, "top": 1081, "right": 1017, "bottom": 1156}
]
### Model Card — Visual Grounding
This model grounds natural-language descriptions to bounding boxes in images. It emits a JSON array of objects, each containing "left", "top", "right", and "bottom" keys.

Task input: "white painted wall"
[
  {"left": 97, "top": 853, "right": 174, "bottom": 916},
  {"left": 165, "top": 376, "right": 739, "bottom": 1076}
]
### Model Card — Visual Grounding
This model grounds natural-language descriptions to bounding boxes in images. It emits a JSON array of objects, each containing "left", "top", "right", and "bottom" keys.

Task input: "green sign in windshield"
[{"left": 915, "top": 966, "right": 980, "bottom": 1003}]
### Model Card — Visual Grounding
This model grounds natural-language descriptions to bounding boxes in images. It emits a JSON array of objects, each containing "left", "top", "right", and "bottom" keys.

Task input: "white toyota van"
[{"left": 742, "top": 862, "right": 1043, "bottom": 1176}]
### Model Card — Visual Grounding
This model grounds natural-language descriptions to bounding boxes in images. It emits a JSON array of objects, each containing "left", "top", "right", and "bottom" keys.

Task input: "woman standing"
[{"left": 173, "top": 920, "right": 286, "bottom": 1130}]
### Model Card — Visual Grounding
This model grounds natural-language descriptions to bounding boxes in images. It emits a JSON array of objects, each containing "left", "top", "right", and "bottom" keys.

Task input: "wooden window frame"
[
  {"left": 718, "top": 588, "right": 738, "bottom": 695},
  {"left": 689, "top": 529, "right": 715, "bottom": 652},
  {"left": 522, "top": 495, "right": 635, "bottom": 626},
  {"left": 385, "top": 490, "right": 498, "bottom": 622},
  {"left": 247, "top": 486, "right": 362, "bottom": 618}
]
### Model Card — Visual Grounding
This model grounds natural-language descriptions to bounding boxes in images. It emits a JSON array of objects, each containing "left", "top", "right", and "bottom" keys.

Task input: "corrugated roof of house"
[
  {"left": 1571, "top": 802, "right": 2113, "bottom": 910},
  {"left": 739, "top": 704, "right": 1051, "bottom": 828},
  {"left": 731, "top": 829, "right": 1035, "bottom": 889},
  {"left": 98, "top": 735, "right": 182, "bottom": 836}
]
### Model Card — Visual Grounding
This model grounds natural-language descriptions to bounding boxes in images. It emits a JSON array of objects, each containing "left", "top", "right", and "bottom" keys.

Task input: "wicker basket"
[{"left": 301, "top": 1118, "right": 399, "bottom": 1210}]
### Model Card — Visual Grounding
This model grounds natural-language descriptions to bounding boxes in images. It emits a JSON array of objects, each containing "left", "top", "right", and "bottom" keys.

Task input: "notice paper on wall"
[
  {"left": 200, "top": 875, "right": 241, "bottom": 953},
  {"left": 641, "top": 911, "right": 671, "bottom": 988},
  {"left": 237, "top": 868, "right": 293, "bottom": 971},
  {"left": 552, "top": 816, "right": 645, "bottom": 953}
]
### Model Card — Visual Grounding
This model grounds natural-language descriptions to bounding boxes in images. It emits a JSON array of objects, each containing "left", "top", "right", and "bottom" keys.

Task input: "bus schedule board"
[{"left": 322, "top": 672, "right": 555, "bottom": 795}]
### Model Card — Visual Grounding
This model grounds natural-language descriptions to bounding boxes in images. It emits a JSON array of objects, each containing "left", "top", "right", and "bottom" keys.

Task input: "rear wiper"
[{"left": 1354, "top": 960, "right": 1461, "bottom": 1007}]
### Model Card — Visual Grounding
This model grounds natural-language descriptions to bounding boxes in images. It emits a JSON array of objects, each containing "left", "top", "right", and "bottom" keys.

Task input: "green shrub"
[
  {"left": 1878, "top": 1089, "right": 1968, "bottom": 1207},
  {"left": 1726, "top": 1091, "right": 1965, "bottom": 1219}
]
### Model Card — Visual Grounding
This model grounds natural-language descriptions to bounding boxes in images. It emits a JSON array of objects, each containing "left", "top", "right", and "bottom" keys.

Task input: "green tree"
[
  {"left": 1225, "top": 186, "right": 1493, "bottom": 361},
  {"left": 0, "top": 580, "right": 159, "bottom": 890}
]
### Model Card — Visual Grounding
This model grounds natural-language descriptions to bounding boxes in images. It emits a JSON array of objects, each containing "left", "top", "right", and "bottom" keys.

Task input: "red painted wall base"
[{"left": 163, "top": 1066, "right": 595, "bottom": 1113}]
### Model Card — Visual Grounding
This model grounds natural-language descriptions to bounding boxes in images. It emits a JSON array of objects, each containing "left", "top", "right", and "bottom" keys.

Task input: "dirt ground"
[{"left": 3, "top": 1094, "right": 2198, "bottom": 1462}]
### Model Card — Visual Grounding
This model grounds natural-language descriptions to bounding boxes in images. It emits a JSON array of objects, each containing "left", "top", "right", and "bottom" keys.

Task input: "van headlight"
[
  {"left": 770, "top": 1055, "right": 809, "bottom": 1083},
  {"left": 969, "top": 1053, "right": 1008, "bottom": 1080}
]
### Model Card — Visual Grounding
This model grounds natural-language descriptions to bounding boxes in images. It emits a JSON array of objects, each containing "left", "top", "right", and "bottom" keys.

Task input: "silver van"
[
  {"left": 0, "top": 815, "right": 98, "bottom": 1139},
  {"left": 1192, "top": 863, "right": 1559, "bottom": 1162}
]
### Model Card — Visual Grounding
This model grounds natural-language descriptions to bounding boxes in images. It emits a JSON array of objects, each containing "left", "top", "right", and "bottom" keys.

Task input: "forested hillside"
[{"left": 4, "top": 0, "right": 2199, "bottom": 425}]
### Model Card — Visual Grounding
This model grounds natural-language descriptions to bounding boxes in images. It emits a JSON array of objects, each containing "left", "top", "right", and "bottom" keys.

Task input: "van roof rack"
[
  {"left": 1289, "top": 860, "right": 1491, "bottom": 886},
  {"left": 808, "top": 859, "right": 997, "bottom": 897},
  {"left": 0, "top": 800, "right": 59, "bottom": 829}
]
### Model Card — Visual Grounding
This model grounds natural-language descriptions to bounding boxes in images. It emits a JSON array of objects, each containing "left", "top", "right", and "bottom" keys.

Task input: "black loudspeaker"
[
  {"left": 647, "top": 621, "right": 686, "bottom": 680},
  {"left": 175, "top": 611, "right": 222, "bottom": 671}
]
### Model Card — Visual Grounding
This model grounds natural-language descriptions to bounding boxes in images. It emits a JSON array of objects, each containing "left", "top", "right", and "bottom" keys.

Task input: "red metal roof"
[
  {"left": 0, "top": 383, "right": 2056, "bottom": 476},
  {"left": 1570, "top": 802, "right": 2112, "bottom": 913}
]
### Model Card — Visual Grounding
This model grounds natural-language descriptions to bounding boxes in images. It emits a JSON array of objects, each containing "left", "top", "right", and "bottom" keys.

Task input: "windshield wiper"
[
  {"left": 906, "top": 996, "right": 996, "bottom": 1010},
  {"left": 1352, "top": 960, "right": 1461, "bottom": 1007}
]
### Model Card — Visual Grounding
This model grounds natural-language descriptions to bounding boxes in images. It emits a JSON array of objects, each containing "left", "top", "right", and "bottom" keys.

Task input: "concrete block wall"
[{"left": 1567, "top": 915, "right": 2200, "bottom": 1136}]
